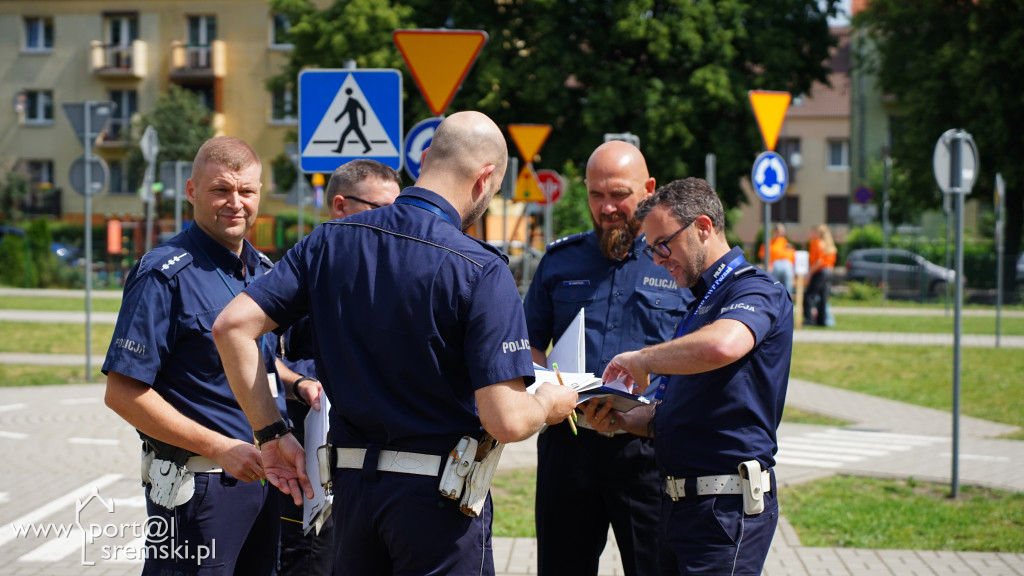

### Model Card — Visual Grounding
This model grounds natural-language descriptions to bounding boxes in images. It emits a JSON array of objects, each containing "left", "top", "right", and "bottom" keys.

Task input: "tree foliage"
[
  {"left": 126, "top": 86, "right": 215, "bottom": 214},
  {"left": 270, "top": 0, "right": 839, "bottom": 212},
  {"left": 855, "top": 0, "right": 1024, "bottom": 288}
]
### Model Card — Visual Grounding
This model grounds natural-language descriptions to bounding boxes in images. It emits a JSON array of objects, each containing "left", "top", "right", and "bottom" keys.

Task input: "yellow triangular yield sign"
[
  {"left": 748, "top": 90, "right": 791, "bottom": 151},
  {"left": 508, "top": 124, "right": 552, "bottom": 163},
  {"left": 515, "top": 164, "right": 544, "bottom": 202},
  {"left": 393, "top": 30, "right": 488, "bottom": 116}
]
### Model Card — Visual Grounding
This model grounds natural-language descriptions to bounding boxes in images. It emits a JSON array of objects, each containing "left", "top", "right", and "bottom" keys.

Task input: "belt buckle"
[{"left": 665, "top": 476, "right": 681, "bottom": 501}]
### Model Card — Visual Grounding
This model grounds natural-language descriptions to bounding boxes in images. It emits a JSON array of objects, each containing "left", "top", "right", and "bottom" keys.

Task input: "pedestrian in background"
[{"left": 804, "top": 223, "right": 837, "bottom": 327}]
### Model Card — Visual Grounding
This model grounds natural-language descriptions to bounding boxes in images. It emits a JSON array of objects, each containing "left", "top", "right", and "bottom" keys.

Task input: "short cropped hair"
[
  {"left": 635, "top": 177, "right": 725, "bottom": 231},
  {"left": 325, "top": 159, "right": 402, "bottom": 205}
]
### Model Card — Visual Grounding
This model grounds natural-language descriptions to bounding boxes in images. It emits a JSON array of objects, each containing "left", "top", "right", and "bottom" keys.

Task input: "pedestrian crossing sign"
[{"left": 298, "top": 69, "right": 403, "bottom": 173}]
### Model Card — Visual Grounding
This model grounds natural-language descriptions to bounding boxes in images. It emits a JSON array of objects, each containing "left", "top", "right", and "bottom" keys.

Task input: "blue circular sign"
[
  {"left": 403, "top": 117, "right": 443, "bottom": 181},
  {"left": 854, "top": 185, "right": 874, "bottom": 205},
  {"left": 751, "top": 151, "right": 788, "bottom": 203}
]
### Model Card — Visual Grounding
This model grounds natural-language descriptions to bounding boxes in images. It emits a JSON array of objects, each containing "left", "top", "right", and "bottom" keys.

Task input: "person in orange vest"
[
  {"left": 758, "top": 222, "right": 795, "bottom": 295},
  {"left": 804, "top": 223, "right": 837, "bottom": 326}
]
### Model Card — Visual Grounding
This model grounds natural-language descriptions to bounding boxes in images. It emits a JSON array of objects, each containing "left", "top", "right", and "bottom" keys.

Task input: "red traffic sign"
[{"left": 535, "top": 169, "right": 565, "bottom": 205}]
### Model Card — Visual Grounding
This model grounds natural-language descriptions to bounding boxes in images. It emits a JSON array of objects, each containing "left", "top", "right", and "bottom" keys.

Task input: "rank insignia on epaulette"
[{"left": 161, "top": 253, "right": 188, "bottom": 271}]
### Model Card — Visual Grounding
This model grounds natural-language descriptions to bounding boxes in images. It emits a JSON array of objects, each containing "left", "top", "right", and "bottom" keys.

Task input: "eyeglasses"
[
  {"left": 643, "top": 219, "right": 695, "bottom": 259},
  {"left": 344, "top": 196, "right": 385, "bottom": 209}
]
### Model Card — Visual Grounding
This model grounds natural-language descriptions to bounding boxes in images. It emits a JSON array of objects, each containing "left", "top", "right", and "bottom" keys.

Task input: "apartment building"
[{"left": 0, "top": 0, "right": 310, "bottom": 226}]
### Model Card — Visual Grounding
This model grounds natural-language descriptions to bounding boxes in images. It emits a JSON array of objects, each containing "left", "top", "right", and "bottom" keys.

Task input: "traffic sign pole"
[{"left": 84, "top": 103, "right": 93, "bottom": 380}]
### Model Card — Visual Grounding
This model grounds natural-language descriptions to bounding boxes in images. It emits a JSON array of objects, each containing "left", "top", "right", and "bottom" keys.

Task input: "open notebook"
[{"left": 530, "top": 308, "right": 651, "bottom": 412}]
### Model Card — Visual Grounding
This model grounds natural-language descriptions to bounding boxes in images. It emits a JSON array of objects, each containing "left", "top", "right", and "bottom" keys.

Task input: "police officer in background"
[
  {"left": 596, "top": 177, "right": 792, "bottom": 575},
  {"left": 103, "top": 136, "right": 287, "bottom": 574},
  {"left": 523, "top": 140, "right": 692, "bottom": 576},
  {"left": 276, "top": 159, "right": 401, "bottom": 576},
  {"left": 213, "top": 111, "right": 578, "bottom": 575}
]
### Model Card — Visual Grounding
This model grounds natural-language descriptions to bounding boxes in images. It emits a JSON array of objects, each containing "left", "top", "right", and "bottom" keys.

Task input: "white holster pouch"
[
  {"left": 316, "top": 444, "right": 333, "bottom": 493},
  {"left": 142, "top": 452, "right": 195, "bottom": 510},
  {"left": 437, "top": 434, "right": 504, "bottom": 517},
  {"left": 438, "top": 436, "right": 478, "bottom": 500},
  {"left": 738, "top": 459, "right": 765, "bottom": 515}
]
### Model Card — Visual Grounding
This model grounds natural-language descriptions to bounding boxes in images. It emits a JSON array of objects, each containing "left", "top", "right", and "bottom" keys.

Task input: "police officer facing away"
[
  {"left": 593, "top": 178, "right": 792, "bottom": 575},
  {"left": 103, "top": 136, "right": 286, "bottom": 574},
  {"left": 276, "top": 159, "right": 401, "bottom": 576},
  {"left": 523, "top": 141, "right": 692, "bottom": 576},
  {"left": 213, "top": 111, "right": 578, "bottom": 575}
]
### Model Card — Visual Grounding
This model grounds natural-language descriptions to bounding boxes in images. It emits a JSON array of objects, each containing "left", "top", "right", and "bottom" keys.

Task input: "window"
[
  {"left": 828, "top": 139, "right": 849, "bottom": 170},
  {"left": 271, "top": 14, "right": 292, "bottom": 47},
  {"left": 776, "top": 138, "right": 801, "bottom": 183},
  {"left": 26, "top": 160, "right": 53, "bottom": 189},
  {"left": 108, "top": 90, "right": 138, "bottom": 140},
  {"left": 24, "top": 90, "right": 54, "bottom": 123},
  {"left": 109, "top": 160, "right": 129, "bottom": 194},
  {"left": 826, "top": 195, "right": 849, "bottom": 224},
  {"left": 769, "top": 196, "right": 799, "bottom": 223},
  {"left": 186, "top": 15, "right": 217, "bottom": 68},
  {"left": 24, "top": 17, "right": 53, "bottom": 51},
  {"left": 271, "top": 88, "right": 295, "bottom": 122},
  {"left": 105, "top": 13, "right": 139, "bottom": 68}
]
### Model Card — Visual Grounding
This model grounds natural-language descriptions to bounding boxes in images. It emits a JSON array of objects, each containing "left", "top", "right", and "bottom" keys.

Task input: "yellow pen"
[{"left": 552, "top": 363, "right": 578, "bottom": 436}]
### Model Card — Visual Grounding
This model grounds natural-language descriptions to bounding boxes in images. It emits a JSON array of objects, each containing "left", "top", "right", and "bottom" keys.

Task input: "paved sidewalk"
[{"left": 2, "top": 296, "right": 1023, "bottom": 575}]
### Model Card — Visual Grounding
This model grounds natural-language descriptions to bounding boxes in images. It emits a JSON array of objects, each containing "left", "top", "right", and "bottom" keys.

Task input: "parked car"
[
  {"left": 0, "top": 225, "right": 82, "bottom": 266},
  {"left": 845, "top": 248, "right": 960, "bottom": 299}
]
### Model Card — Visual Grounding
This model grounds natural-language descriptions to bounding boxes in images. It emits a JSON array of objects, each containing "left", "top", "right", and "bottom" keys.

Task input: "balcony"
[
  {"left": 94, "top": 118, "right": 133, "bottom": 150},
  {"left": 169, "top": 40, "right": 225, "bottom": 83},
  {"left": 90, "top": 40, "right": 147, "bottom": 79}
]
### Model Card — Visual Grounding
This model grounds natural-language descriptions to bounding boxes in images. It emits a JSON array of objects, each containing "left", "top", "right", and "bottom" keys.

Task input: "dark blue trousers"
[
  {"left": 331, "top": 466, "right": 494, "bottom": 575},
  {"left": 143, "top": 472, "right": 279, "bottom": 575},
  {"left": 536, "top": 423, "right": 661, "bottom": 576},
  {"left": 659, "top": 481, "right": 778, "bottom": 576}
]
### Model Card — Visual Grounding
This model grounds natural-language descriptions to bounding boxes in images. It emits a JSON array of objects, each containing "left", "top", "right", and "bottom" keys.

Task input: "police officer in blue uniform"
[
  {"left": 213, "top": 111, "right": 578, "bottom": 576},
  {"left": 524, "top": 141, "right": 692, "bottom": 576},
  {"left": 275, "top": 159, "right": 401, "bottom": 576},
  {"left": 596, "top": 177, "right": 792, "bottom": 576},
  {"left": 103, "top": 136, "right": 287, "bottom": 575}
]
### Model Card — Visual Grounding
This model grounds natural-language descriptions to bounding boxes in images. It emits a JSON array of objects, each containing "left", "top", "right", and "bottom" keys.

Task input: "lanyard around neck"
[
  {"left": 652, "top": 253, "right": 746, "bottom": 401},
  {"left": 394, "top": 196, "right": 455, "bottom": 227}
]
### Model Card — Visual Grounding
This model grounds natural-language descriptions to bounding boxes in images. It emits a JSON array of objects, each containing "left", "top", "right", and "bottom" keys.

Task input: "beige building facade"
[{"left": 0, "top": 0, "right": 307, "bottom": 228}]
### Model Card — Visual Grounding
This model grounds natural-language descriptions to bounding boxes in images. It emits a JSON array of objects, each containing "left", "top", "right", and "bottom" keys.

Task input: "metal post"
[
  {"left": 763, "top": 202, "right": 771, "bottom": 272},
  {"left": 705, "top": 153, "right": 716, "bottom": 190},
  {"left": 882, "top": 156, "right": 891, "bottom": 306},
  {"left": 995, "top": 173, "right": 1005, "bottom": 347},
  {"left": 83, "top": 102, "right": 94, "bottom": 381},
  {"left": 175, "top": 161, "right": 186, "bottom": 233},
  {"left": 950, "top": 132, "right": 964, "bottom": 499}
]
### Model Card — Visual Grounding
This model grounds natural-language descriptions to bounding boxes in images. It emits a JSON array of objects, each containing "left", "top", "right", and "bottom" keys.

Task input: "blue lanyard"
[
  {"left": 653, "top": 254, "right": 746, "bottom": 400},
  {"left": 394, "top": 196, "right": 455, "bottom": 227}
]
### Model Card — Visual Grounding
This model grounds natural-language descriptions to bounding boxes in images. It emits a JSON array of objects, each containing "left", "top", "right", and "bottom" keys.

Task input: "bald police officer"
[{"left": 213, "top": 111, "right": 577, "bottom": 575}]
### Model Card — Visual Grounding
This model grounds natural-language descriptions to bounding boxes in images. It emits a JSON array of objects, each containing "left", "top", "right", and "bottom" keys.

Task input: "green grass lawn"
[
  {"left": 490, "top": 468, "right": 1024, "bottom": 551},
  {"left": 0, "top": 295, "right": 122, "bottom": 313},
  {"left": 0, "top": 322, "right": 114, "bottom": 355},
  {"left": 822, "top": 313, "right": 1024, "bottom": 335},
  {"left": 791, "top": 343, "right": 1024, "bottom": 433},
  {"left": 0, "top": 364, "right": 106, "bottom": 386},
  {"left": 784, "top": 475, "right": 1024, "bottom": 552}
]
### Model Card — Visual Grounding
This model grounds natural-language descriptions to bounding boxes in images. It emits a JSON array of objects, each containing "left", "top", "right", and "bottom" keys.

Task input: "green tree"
[
  {"left": 126, "top": 86, "right": 215, "bottom": 216},
  {"left": 855, "top": 0, "right": 1024, "bottom": 293},
  {"left": 0, "top": 171, "right": 30, "bottom": 223},
  {"left": 271, "top": 0, "right": 839, "bottom": 212}
]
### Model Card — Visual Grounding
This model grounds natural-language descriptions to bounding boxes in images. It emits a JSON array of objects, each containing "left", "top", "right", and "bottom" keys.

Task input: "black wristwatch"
[
  {"left": 292, "top": 376, "right": 319, "bottom": 406},
  {"left": 253, "top": 419, "right": 293, "bottom": 449}
]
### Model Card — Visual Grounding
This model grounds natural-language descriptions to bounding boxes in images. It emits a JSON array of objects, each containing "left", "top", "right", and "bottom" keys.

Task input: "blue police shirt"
[
  {"left": 523, "top": 231, "right": 691, "bottom": 375},
  {"left": 243, "top": 187, "right": 536, "bottom": 455},
  {"left": 655, "top": 246, "right": 793, "bottom": 477},
  {"left": 102, "top": 225, "right": 285, "bottom": 444}
]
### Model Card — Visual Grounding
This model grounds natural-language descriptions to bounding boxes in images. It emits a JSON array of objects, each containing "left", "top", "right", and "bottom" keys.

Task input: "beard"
[{"left": 593, "top": 213, "right": 642, "bottom": 260}]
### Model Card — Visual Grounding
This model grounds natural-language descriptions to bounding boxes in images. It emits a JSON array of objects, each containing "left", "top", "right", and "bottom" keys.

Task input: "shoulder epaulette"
[
  {"left": 138, "top": 246, "right": 193, "bottom": 280},
  {"left": 734, "top": 264, "right": 758, "bottom": 277},
  {"left": 256, "top": 250, "right": 274, "bottom": 270},
  {"left": 546, "top": 231, "right": 588, "bottom": 253}
]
